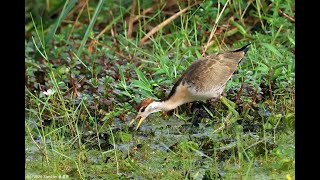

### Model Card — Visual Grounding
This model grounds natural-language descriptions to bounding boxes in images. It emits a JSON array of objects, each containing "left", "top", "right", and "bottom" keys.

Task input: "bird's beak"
[
  {"left": 129, "top": 115, "right": 145, "bottom": 130},
  {"left": 135, "top": 117, "right": 145, "bottom": 130}
]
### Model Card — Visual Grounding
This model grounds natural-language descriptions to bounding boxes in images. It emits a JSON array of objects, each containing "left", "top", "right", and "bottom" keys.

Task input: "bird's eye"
[{"left": 140, "top": 107, "right": 146, "bottom": 112}]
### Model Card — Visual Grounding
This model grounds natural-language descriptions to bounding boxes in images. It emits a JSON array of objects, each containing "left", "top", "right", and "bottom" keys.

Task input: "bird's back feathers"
[{"left": 165, "top": 44, "right": 250, "bottom": 100}]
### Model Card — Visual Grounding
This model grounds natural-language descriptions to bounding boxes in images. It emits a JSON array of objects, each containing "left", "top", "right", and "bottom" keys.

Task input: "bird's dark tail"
[{"left": 233, "top": 43, "right": 251, "bottom": 54}]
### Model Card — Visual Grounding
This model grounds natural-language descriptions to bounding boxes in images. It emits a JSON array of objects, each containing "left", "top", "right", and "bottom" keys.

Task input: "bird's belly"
[{"left": 188, "top": 85, "right": 225, "bottom": 101}]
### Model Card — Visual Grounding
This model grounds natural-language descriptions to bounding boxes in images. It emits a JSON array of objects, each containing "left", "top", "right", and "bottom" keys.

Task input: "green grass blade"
[
  {"left": 30, "top": 13, "right": 48, "bottom": 60},
  {"left": 76, "top": 0, "right": 106, "bottom": 57},
  {"left": 230, "top": 20, "right": 247, "bottom": 36},
  {"left": 45, "top": 0, "right": 77, "bottom": 44},
  {"left": 131, "top": 80, "right": 152, "bottom": 92},
  {"left": 260, "top": 43, "right": 284, "bottom": 59}
]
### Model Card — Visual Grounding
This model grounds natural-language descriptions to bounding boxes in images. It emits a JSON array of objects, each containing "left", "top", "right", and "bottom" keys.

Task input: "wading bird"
[{"left": 130, "top": 43, "right": 250, "bottom": 130}]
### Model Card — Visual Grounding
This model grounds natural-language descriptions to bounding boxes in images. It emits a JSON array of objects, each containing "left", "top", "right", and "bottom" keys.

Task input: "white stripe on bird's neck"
[
  {"left": 152, "top": 83, "right": 193, "bottom": 112},
  {"left": 150, "top": 99, "right": 184, "bottom": 112}
]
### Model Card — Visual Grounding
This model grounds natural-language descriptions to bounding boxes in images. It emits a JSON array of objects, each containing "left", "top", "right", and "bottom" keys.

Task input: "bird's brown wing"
[
  {"left": 182, "top": 52, "right": 244, "bottom": 92},
  {"left": 164, "top": 50, "right": 246, "bottom": 99}
]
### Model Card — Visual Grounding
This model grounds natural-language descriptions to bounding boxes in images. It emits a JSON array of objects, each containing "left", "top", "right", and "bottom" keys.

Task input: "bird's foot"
[{"left": 190, "top": 101, "right": 211, "bottom": 127}]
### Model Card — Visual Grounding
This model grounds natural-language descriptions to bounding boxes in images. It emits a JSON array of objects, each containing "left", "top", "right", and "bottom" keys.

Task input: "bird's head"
[{"left": 129, "top": 98, "right": 162, "bottom": 130}]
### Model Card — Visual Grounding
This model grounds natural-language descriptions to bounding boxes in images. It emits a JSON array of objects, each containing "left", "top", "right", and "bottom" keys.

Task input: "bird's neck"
[
  {"left": 155, "top": 83, "right": 192, "bottom": 111},
  {"left": 153, "top": 100, "right": 181, "bottom": 112},
  {"left": 155, "top": 95, "right": 190, "bottom": 112}
]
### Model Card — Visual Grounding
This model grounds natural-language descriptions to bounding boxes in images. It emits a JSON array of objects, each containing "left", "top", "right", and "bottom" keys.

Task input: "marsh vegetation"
[{"left": 25, "top": 0, "right": 295, "bottom": 179}]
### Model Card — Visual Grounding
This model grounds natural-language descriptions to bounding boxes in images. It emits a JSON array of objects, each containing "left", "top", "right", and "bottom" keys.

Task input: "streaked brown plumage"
[{"left": 130, "top": 43, "right": 250, "bottom": 129}]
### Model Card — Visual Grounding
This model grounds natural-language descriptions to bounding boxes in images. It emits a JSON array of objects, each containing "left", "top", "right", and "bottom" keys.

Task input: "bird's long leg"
[
  {"left": 190, "top": 101, "right": 203, "bottom": 127},
  {"left": 220, "top": 96, "right": 239, "bottom": 117}
]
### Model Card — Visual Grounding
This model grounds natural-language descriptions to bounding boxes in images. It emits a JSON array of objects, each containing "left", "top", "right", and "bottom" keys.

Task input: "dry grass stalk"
[
  {"left": 127, "top": 0, "right": 137, "bottom": 38},
  {"left": 139, "top": 2, "right": 198, "bottom": 46},
  {"left": 202, "top": 0, "right": 231, "bottom": 55}
]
